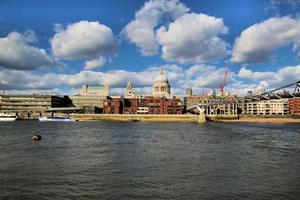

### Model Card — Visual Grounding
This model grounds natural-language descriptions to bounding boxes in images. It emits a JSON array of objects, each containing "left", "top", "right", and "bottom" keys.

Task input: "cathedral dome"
[
  {"left": 152, "top": 68, "right": 171, "bottom": 97},
  {"left": 154, "top": 69, "right": 169, "bottom": 82}
]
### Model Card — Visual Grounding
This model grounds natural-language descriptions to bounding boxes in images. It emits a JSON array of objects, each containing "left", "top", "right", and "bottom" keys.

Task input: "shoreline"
[
  {"left": 70, "top": 114, "right": 199, "bottom": 122},
  {"left": 219, "top": 117, "right": 300, "bottom": 123},
  {"left": 69, "top": 114, "right": 300, "bottom": 123}
]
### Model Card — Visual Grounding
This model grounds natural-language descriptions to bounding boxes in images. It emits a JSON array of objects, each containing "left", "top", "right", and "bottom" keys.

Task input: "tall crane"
[{"left": 219, "top": 70, "right": 228, "bottom": 96}]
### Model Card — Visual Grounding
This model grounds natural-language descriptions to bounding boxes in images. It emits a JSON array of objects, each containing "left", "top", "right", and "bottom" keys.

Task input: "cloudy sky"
[{"left": 0, "top": 0, "right": 300, "bottom": 95}]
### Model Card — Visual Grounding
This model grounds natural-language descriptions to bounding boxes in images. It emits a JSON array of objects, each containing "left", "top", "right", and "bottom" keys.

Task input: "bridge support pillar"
[{"left": 198, "top": 112, "right": 206, "bottom": 123}]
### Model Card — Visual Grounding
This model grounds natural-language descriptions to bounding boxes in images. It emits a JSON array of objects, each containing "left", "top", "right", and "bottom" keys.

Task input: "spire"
[
  {"left": 127, "top": 81, "right": 132, "bottom": 89},
  {"left": 125, "top": 81, "right": 134, "bottom": 96}
]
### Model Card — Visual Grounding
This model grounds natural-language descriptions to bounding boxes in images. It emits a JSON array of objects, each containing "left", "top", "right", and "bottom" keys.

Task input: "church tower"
[{"left": 125, "top": 81, "right": 134, "bottom": 96}]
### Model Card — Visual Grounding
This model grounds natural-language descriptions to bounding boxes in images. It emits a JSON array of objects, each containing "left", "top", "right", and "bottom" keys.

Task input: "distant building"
[
  {"left": 103, "top": 96, "right": 182, "bottom": 115},
  {"left": 152, "top": 68, "right": 171, "bottom": 97},
  {"left": 125, "top": 81, "right": 134, "bottom": 96},
  {"left": 70, "top": 85, "right": 109, "bottom": 113},
  {"left": 288, "top": 98, "right": 300, "bottom": 116},
  {"left": 237, "top": 97, "right": 247, "bottom": 114},
  {"left": 0, "top": 94, "right": 72, "bottom": 118},
  {"left": 186, "top": 94, "right": 239, "bottom": 115},
  {"left": 246, "top": 99, "right": 289, "bottom": 116},
  {"left": 207, "top": 89, "right": 217, "bottom": 97},
  {"left": 103, "top": 96, "right": 123, "bottom": 114},
  {"left": 186, "top": 88, "right": 193, "bottom": 96},
  {"left": 104, "top": 69, "right": 183, "bottom": 114},
  {"left": 253, "top": 89, "right": 266, "bottom": 95},
  {"left": 246, "top": 91, "right": 253, "bottom": 97},
  {"left": 79, "top": 85, "right": 109, "bottom": 96}
]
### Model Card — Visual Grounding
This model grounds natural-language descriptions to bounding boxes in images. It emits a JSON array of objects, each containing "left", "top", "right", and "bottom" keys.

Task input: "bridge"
[
  {"left": 187, "top": 80, "right": 300, "bottom": 122},
  {"left": 245, "top": 80, "right": 300, "bottom": 101}
]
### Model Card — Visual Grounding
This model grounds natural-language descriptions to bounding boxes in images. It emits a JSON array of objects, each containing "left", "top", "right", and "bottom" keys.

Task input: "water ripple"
[{"left": 0, "top": 121, "right": 300, "bottom": 199}]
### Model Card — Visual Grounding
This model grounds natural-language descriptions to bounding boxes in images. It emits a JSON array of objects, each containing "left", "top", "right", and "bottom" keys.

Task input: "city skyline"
[{"left": 0, "top": 0, "right": 300, "bottom": 96}]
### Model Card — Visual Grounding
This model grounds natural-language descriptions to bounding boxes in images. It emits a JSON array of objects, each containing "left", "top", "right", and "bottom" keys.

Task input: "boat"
[
  {"left": 38, "top": 116, "right": 77, "bottom": 122},
  {"left": 0, "top": 113, "right": 17, "bottom": 121}
]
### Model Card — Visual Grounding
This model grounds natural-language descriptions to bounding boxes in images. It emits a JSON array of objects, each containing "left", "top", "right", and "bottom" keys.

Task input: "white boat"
[
  {"left": 38, "top": 116, "right": 77, "bottom": 122},
  {"left": 0, "top": 113, "right": 17, "bottom": 121}
]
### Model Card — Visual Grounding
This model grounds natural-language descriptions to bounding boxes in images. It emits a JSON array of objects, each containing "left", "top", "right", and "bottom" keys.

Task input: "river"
[{"left": 0, "top": 121, "right": 299, "bottom": 199}]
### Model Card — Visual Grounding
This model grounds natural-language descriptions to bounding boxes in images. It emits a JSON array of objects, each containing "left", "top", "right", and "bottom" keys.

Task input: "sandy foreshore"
[
  {"left": 219, "top": 117, "right": 300, "bottom": 123},
  {"left": 70, "top": 114, "right": 300, "bottom": 123},
  {"left": 70, "top": 114, "right": 199, "bottom": 122}
]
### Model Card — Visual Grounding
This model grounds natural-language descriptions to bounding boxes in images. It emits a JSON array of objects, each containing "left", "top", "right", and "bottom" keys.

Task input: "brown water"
[{"left": 0, "top": 121, "right": 300, "bottom": 199}]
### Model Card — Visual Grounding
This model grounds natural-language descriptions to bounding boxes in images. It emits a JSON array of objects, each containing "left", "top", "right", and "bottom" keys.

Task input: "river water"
[{"left": 0, "top": 121, "right": 299, "bottom": 200}]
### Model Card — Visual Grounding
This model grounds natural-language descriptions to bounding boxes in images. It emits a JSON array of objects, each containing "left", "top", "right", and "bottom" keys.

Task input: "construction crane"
[{"left": 219, "top": 70, "right": 228, "bottom": 96}]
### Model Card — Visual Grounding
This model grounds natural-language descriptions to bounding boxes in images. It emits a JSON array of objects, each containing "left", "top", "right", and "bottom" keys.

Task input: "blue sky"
[{"left": 0, "top": 0, "right": 300, "bottom": 95}]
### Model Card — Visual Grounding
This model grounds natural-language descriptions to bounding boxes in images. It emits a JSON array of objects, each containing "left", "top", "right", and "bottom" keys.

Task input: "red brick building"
[
  {"left": 123, "top": 97, "right": 139, "bottom": 114},
  {"left": 103, "top": 97, "right": 123, "bottom": 114},
  {"left": 289, "top": 98, "right": 300, "bottom": 116},
  {"left": 103, "top": 96, "right": 182, "bottom": 114}
]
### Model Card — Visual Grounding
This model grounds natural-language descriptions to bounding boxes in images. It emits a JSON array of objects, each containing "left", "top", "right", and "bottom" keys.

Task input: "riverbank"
[
  {"left": 70, "top": 114, "right": 300, "bottom": 123},
  {"left": 70, "top": 114, "right": 199, "bottom": 122},
  {"left": 219, "top": 117, "right": 300, "bottom": 123}
]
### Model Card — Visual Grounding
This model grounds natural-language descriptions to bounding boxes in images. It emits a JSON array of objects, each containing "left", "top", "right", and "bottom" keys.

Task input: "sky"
[{"left": 0, "top": 0, "right": 300, "bottom": 96}]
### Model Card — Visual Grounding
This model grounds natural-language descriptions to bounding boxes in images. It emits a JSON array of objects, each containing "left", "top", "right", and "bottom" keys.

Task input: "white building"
[
  {"left": 70, "top": 85, "right": 109, "bottom": 113},
  {"left": 246, "top": 99, "right": 289, "bottom": 115},
  {"left": 80, "top": 85, "right": 109, "bottom": 96}
]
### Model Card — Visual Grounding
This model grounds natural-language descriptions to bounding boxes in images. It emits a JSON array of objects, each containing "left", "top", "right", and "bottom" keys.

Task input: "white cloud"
[
  {"left": 238, "top": 65, "right": 300, "bottom": 89},
  {"left": 157, "top": 13, "right": 229, "bottom": 63},
  {"left": 124, "top": 0, "right": 229, "bottom": 64},
  {"left": 0, "top": 64, "right": 236, "bottom": 96},
  {"left": 0, "top": 31, "right": 54, "bottom": 70},
  {"left": 123, "top": 0, "right": 189, "bottom": 56},
  {"left": 186, "top": 64, "right": 230, "bottom": 88},
  {"left": 3, "top": 62, "right": 298, "bottom": 97},
  {"left": 238, "top": 67, "right": 275, "bottom": 81},
  {"left": 84, "top": 56, "right": 106, "bottom": 70},
  {"left": 51, "top": 21, "right": 116, "bottom": 69},
  {"left": 231, "top": 17, "right": 300, "bottom": 63}
]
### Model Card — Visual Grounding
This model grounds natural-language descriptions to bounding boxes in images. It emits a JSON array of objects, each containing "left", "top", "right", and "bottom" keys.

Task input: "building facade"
[
  {"left": 186, "top": 88, "right": 193, "bottom": 96},
  {"left": 80, "top": 85, "right": 109, "bottom": 96},
  {"left": 0, "top": 94, "right": 71, "bottom": 118},
  {"left": 103, "top": 96, "right": 182, "bottom": 114},
  {"left": 70, "top": 85, "right": 109, "bottom": 113},
  {"left": 246, "top": 99, "right": 289, "bottom": 116},
  {"left": 103, "top": 96, "right": 123, "bottom": 114},
  {"left": 288, "top": 98, "right": 300, "bottom": 116},
  {"left": 186, "top": 94, "right": 239, "bottom": 116}
]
